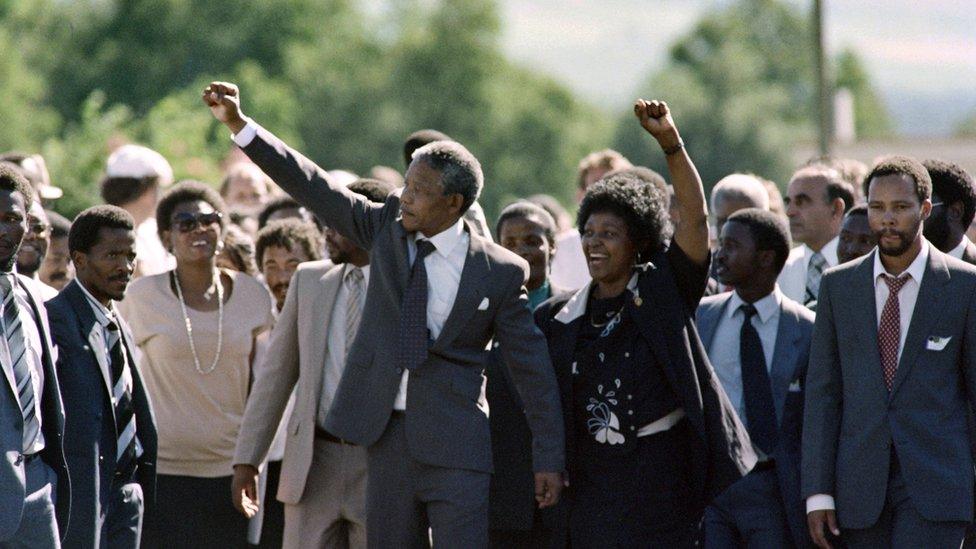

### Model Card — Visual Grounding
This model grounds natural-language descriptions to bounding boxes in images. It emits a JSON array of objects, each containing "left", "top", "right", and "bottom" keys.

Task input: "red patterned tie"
[{"left": 878, "top": 274, "right": 910, "bottom": 391}]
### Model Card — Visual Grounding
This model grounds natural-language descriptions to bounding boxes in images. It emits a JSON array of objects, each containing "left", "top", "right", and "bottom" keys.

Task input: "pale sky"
[{"left": 498, "top": 0, "right": 976, "bottom": 136}]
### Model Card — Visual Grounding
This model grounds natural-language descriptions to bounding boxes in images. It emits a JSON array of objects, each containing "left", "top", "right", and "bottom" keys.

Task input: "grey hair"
[
  {"left": 411, "top": 140, "right": 483, "bottom": 213},
  {"left": 711, "top": 173, "right": 770, "bottom": 211}
]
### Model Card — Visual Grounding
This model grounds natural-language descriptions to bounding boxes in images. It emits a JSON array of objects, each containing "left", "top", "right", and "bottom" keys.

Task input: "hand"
[
  {"left": 202, "top": 81, "right": 247, "bottom": 134},
  {"left": 230, "top": 464, "right": 260, "bottom": 518},
  {"left": 633, "top": 99, "right": 680, "bottom": 148},
  {"left": 534, "top": 471, "right": 563, "bottom": 509},
  {"left": 807, "top": 509, "right": 840, "bottom": 549}
]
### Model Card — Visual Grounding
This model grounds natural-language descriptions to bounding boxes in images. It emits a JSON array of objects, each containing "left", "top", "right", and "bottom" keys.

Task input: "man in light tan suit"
[{"left": 231, "top": 179, "right": 395, "bottom": 548}]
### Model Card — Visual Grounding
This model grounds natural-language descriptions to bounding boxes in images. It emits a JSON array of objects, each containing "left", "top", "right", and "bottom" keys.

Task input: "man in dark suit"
[
  {"left": 0, "top": 165, "right": 69, "bottom": 548},
  {"left": 46, "top": 206, "right": 157, "bottom": 548},
  {"left": 203, "top": 82, "right": 564, "bottom": 548},
  {"left": 697, "top": 208, "right": 814, "bottom": 548},
  {"left": 922, "top": 159, "right": 976, "bottom": 263},
  {"left": 804, "top": 156, "right": 976, "bottom": 548}
]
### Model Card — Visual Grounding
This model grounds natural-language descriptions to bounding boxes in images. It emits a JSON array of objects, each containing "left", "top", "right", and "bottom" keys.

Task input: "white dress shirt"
[
  {"left": 393, "top": 220, "right": 469, "bottom": 410},
  {"left": 806, "top": 240, "right": 930, "bottom": 514},
  {"left": 948, "top": 236, "right": 972, "bottom": 260},
  {"left": 776, "top": 237, "right": 839, "bottom": 304},
  {"left": 707, "top": 288, "right": 783, "bottom": 431},
  {"left": 549, "top": 230, "right": 590, "bottom": 291},
  {"left": 2, "top": 273, "right": 46, "bottom": 453},
  {"left": 317, "top": 264, "right": 371, "bottom": 425}
]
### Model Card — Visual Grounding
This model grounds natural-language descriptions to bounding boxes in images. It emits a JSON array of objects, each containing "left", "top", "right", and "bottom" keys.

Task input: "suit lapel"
[
  {"left": 852, "top": 252, "right": 888, "bottom": 396},
  {"left": 65, "top": 281, "right": 114, "bottom": 400},
  {"left": 769, "top": 302, "right": 801, "bottom": 424},
  {"left": 696, "top": 295, "right": 729, "bottom": 351},
  {"left": 890, "top": 249, "right": 950, "bottom": 398},
  {"left": 431, "top": 224, "right": 490, "bottom": 351},
  {"left": 308, "top": 267, "right": 344, "bottom": 401},
  {"left": 392, "top": 219, "right": 412, "bottom": 289}
]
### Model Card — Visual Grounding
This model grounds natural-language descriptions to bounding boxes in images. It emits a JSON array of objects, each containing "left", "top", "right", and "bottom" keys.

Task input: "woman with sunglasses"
[
  {"left": 533, "top": 101, "right": 755, "bottom": 547},
  {"left": 119, "top": 180, "right": 275, "bottom": 548}
]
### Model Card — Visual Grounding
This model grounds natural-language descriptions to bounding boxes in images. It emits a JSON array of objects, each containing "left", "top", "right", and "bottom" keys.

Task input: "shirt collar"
[
  {"left": 873, "top": 238, "right": 930, "bottom": 287},
  {"left": 418, "top": 218, "right": 465, "bottom": 259},
  {"left": 948, "top": 236, "right": 971, "bottom": 260},
  {"left": 555, "top": 272, "right": 639, "bottom": 324},
  {"left": 727, "top": 286, "right": 782, "bottom": 323},
  {"left": 76, "top": 279, "right": 115, "bottom": 326},
  {"left": 804, "top": 236, "right": 840, "bottom": 267}
]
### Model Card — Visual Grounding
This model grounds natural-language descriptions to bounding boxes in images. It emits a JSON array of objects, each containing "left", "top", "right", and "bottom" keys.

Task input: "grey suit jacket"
[
  {"left": 697, "top": 291, "right": 815, "bottom": 548},
  {"left": 802, "top": 246, "right": 976, "bottom": 528},
  {"left": 239, "top": 127, "right": 564, "bottom": 474},
  {"left": 0, "top": 274, "right": 69, "bottom": 542},
  {"left": 234, "top": 260, "right": 342, "bottom": 504}
]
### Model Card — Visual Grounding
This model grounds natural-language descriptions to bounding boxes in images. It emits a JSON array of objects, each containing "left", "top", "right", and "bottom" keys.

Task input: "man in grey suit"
[
  {"left": 697, "top": 208, "right": 814, "bottom": 548},
  {"left": 804, "top": 156, "right": 976, "bottom": 548},
  {"left": 0, "top": 165, "right": 69, "bottom": 548},
  {"left": 203, "top": 82, "right": 564, "bottom": 548}
]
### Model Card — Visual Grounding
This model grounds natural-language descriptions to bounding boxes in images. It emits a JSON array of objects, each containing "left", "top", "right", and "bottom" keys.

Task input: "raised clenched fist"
[
  {"left": 203, "top": 82, "right": 247, "bottom": 134},
  {"left": 633, "top": 98, "right": 678, "bottom": 141}
]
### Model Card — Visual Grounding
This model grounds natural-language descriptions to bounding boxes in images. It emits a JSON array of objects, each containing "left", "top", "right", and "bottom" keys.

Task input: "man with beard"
[
  {"left": 778, "top": 165, "right": 854, "bottom": 307},
  {"left": 46, "top": 206, "right": 157, "bottom": 548},
  {"left": 256, "top": 219, "right": 324, "bottom": 312},
  {"left": 38, "top": 211, "right": 73, "bottom": 291},
  {"left": 16, "top": 199, "right": 57, "bottom": 300},
  {"left": 922, "top": 159, "right": 976, "bottom": 264},
  {"left": 232, "top": 178, "right": 394, "bottom": 549},
  {"left": 0, "top": 165, "right": 68, "bottom": 548},
  {"left": 837, "top": 206, "right": 876, "bottom": 265},
  {"left": 804, "top": 156, "right": 976, "bottom": 548}
]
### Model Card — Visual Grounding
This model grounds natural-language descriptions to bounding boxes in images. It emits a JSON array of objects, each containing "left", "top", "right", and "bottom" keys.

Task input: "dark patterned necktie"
[
  {"left": 398, "top": 240, "right": 437, "bottom": 371},
  {"left": 107, "top": 319, "right": 137, "bottom": 479},
  {"left": 739, "top": 303, "right": 778, "bottom": 455},
  {"left": 0, "top": 275, "right": 39, "bottom": 453},
  {"left": 878, "top": 275, "right": 909, "bottom": 391}
]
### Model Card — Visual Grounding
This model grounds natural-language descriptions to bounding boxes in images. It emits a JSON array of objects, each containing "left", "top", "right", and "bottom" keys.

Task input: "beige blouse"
[{"left": 118, "top": 269, "right": 275, "bottom": 477}]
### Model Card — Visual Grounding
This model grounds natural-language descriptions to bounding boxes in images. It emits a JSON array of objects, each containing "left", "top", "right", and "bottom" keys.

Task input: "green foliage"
[
  {"left": 835, "top": 49, "right": 894, "bottom": 139},
  {"left": 613, "top": 0, "right": 892, "bottom": 193}
]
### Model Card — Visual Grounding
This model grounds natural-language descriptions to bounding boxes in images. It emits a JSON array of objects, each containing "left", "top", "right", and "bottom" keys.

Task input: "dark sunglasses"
[{"left": 172, "top": 211, "right": 222, "bottom": 233}]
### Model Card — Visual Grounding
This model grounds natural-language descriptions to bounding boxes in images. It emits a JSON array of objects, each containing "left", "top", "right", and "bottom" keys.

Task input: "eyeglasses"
[{"left": 172, "top": 211, "right": 222, "bottom": 233}]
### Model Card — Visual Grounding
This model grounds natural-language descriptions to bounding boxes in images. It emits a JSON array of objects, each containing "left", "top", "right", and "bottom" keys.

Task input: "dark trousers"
[
  {"left": 843, "top": 456, "right": 967, "bottom": 549},
  {"left": 143, "top": 474, "right": 248, "bottom": 549},
  {"left": 251, "top": 460, "right": 284, "bottom": 549},
  {"left": 103, "top": 481, "right": 144, "bottom": 549},
  {"left": 489, "top": 514, "right": 560, "bottom": 549},
  {"left": 703, "top": 464, "right": 794, "bottom": 549},
  {"left": 366, "top": 412, "right": 490, "bottom": 549}
]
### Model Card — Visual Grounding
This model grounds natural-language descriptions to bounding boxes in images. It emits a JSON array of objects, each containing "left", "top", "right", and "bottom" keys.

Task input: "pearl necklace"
[{"left": 172, "top": 269, "right": 224, "bottom": 375}]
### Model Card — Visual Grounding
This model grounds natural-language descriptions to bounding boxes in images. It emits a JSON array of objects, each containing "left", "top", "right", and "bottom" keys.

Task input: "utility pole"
[{"left": 813, "top": 0, "right": 831, "bottom": 155}]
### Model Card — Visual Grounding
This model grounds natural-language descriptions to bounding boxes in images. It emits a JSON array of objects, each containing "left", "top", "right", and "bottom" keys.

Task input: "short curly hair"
[
  {"left": 577, "top": 171, "right": 670, "bottom": 255},
  {"left": 0, "top": 162, "right": 36, "bottom": 212},
  {"left": 220, "top": 225, "right": 258, "bottom": 276},
  {"left": 924, "top": 159, "right": 976, "bottom": 227},
  {"left": 725, "top": 208, "right": 792, "bottom": 273},
  {"left": 68, "top": 205, "right": 134, "bottom": 254},
  {"left": 156, "top": 180, "right": 227, "bottom": 239},
  {"left": 255, "top": 218, "right": 324, "bottom": 267},
  {"left": 411, "top": 140, "right": 483, "bottom": 214},
  {"left": 495, "top": 201, "right": 558, "bottom": 245},
  {"left": 863, "top": 156, "right": 931, "bottom": 204}
]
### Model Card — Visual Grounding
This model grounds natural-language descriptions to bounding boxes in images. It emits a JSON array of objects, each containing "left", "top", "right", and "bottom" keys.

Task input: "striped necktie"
[
  {"left": 0, "top": 275, "right": 39, "bottom": 453},
  {"left": 344, "top": 267, "right": 365, "bottom": 358},
  {"left": 805, "top": 252, "right": 827, "bottom": 306},
  {"left": 107, "top": 319, "right": 137, "bottom": 480}
]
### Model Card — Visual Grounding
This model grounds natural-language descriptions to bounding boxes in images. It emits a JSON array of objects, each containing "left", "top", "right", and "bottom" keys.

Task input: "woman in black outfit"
[{"left": 534, "top": 100, "right": 756, "bottom": 548}]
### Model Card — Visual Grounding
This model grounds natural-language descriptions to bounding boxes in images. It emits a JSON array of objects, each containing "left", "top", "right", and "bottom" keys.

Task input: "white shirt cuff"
[
  {"left": 231, "top": 118, "right": 258, "bottom": 148},
  {"left": 806, "top": 494, "right": 836, "bottom": 514}
]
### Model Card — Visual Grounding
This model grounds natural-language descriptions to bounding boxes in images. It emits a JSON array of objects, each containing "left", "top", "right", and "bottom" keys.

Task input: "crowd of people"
[{"left": 1, "top": 77, "right": 976, "bottom": 549}]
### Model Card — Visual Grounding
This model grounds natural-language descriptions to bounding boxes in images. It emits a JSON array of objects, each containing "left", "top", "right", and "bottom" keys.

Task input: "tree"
[{"left": 835, "top": 49, "right": 894, "bottom": 139}]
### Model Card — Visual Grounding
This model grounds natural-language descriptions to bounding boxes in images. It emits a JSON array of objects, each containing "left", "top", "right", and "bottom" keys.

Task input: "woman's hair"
[
  {"left": 219, "top": 225, "right": 258, "bottom": 276},
  {"left": 156, "top": 180, "right": 227, "bottom": 239},
  {"left": 577, "top": 171, "right": 671, "bottom": 255}
]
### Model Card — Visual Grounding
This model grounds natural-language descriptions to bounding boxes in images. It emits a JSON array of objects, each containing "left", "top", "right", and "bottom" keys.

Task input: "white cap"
[{"left": 105, "top": 145, "right": 174, "bottom": 187}]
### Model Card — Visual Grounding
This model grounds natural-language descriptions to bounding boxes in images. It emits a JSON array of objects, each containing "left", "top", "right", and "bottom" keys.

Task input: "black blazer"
[
  {"left": 46, "top": 281, "right": 157, "bottom": 545},
  {"left": 534, "top": 245, "right": 757, "bottom": 519},
  {"left": 486, "top": 286, "right": 571, "bottom": 537}
]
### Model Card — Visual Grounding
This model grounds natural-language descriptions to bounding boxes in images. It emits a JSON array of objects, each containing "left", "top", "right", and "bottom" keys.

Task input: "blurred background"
[{"left": 2, "top": 0, "right": 974, "bottom": 221}]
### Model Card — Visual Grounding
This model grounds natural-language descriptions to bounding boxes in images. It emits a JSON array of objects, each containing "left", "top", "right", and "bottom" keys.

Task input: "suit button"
[
  {"left": 14, "top": 454, "right": 23, "bottom": 466},
  {"left": 99, "top": 455, "right": 104, "bottom": 462},
  {"left": 395, "top": 367, "right": 404, "bottom": 374}
]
